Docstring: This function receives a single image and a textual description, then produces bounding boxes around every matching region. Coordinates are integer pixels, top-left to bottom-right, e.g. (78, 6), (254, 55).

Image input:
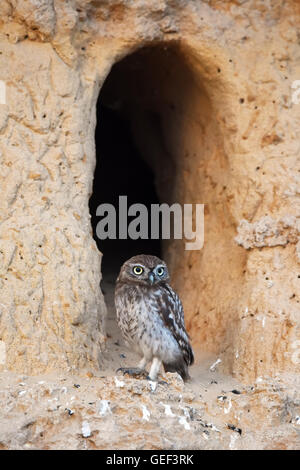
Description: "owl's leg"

(138, 357), (147, 370)
(148, 357), (162, 381)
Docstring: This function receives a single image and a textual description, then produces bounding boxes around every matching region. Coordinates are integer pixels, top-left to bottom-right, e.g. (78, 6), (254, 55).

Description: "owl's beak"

(148, 272), (155, 285)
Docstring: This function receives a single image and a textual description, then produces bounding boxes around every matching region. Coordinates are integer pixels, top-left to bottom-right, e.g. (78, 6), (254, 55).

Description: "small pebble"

(227, 423), (242, 435)
(217, 395), (227, 401)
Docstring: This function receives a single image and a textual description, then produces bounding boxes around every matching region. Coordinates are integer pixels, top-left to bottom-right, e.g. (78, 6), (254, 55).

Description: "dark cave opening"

(89, 43), (189, 286)
(89, 102), (162, 281)
(89, 43), (236, 358)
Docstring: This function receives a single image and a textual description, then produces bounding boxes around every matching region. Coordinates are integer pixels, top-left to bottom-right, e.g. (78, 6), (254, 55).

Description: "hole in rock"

(89, 42), (242, 368)
(89, 103), (162, 282)
(90, 43), (191, 286)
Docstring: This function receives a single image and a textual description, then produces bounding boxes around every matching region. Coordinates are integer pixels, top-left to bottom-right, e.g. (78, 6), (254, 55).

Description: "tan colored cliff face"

(0, 0), (299, 383)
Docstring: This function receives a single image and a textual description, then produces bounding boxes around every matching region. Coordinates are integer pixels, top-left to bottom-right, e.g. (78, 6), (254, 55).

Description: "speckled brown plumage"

(114, 254), (194, 381)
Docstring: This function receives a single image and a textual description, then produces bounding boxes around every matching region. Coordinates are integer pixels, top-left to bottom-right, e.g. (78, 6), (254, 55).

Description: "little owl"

(114, 254), (194, 382)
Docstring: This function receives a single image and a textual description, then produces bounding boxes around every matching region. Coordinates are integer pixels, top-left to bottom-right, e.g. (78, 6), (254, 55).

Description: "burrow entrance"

(89, 103), (161, 281)
(90, 43), (243, 360)
(90, 42), (200, 283)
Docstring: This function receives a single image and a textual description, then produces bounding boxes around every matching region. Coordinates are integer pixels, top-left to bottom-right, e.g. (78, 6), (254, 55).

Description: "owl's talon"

(116, 367), (148, 378)
(146, 375), (169, 386)
(158, 379), (169, 386)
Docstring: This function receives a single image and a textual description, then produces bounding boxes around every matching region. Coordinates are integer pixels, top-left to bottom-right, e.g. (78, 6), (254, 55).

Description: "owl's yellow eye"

(133, 265), (144, 275)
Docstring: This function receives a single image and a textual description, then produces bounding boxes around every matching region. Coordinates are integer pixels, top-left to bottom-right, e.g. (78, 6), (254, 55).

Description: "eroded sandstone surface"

(0, 0), (299, 450)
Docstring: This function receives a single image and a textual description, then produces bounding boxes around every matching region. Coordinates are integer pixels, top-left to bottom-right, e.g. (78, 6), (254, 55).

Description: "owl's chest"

(115, 287), (150, 341)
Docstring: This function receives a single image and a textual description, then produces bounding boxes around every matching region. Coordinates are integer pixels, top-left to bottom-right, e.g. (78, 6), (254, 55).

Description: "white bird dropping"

(81, 421), (91, 438)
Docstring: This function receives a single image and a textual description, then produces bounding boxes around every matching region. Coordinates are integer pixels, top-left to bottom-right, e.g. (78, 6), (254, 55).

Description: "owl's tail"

(163, 359), (191, 382)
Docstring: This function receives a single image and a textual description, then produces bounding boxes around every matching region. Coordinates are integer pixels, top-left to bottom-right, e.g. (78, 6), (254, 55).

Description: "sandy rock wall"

(0, 0), (299, 383)
(0, 14), (106, 373)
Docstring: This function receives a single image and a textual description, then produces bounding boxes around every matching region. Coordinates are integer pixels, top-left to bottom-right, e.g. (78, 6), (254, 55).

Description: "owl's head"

(117, 254), (170, 286)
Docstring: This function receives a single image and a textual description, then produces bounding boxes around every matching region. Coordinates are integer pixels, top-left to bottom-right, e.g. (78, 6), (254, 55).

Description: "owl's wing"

(155, 284), (194, 366)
